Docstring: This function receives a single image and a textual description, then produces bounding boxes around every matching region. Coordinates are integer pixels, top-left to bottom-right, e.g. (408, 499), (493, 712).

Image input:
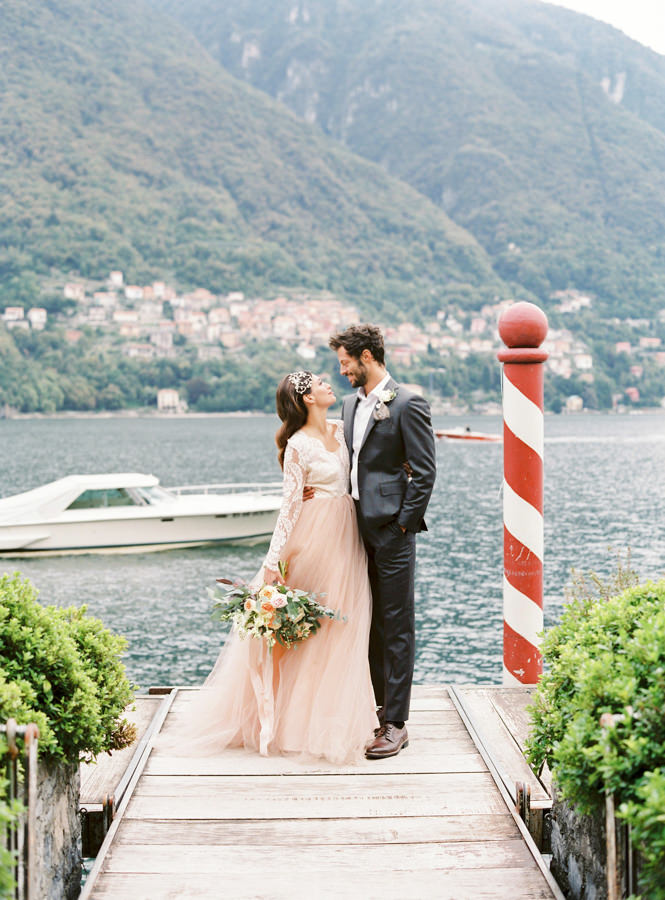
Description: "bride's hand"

(263, 567), (285, 586)
(302, 484), (315, 502)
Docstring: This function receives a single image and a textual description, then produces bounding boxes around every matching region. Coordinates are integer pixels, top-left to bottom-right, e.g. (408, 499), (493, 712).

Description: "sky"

(545, 0), (665, 55)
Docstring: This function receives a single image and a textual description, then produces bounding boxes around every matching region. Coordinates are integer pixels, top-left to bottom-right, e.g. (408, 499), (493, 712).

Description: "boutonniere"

(373, 389), (397, 421)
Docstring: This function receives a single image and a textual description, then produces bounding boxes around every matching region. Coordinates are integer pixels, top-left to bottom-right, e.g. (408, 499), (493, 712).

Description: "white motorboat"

(0, 473), (283, 556)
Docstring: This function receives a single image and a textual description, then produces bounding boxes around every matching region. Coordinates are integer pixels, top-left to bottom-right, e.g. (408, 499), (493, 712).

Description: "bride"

(165, 370), (378, 764)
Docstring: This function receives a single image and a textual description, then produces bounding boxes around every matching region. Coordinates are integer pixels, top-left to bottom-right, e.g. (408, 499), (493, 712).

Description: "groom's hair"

(329, 324), (385, 365)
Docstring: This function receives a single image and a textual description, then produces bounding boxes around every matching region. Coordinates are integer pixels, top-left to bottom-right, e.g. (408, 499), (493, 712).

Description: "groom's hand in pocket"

(302, 485), (315, 502)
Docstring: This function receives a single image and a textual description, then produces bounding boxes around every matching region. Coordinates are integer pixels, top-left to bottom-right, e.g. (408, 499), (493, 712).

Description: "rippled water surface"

(1, 412), (664, 688)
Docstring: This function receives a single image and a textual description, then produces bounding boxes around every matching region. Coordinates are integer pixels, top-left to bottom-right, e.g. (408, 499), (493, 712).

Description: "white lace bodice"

(264, 420), (349, 570)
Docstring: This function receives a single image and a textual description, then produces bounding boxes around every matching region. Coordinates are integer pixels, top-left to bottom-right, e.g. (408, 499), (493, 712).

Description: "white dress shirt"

(350, 371), (392, 500)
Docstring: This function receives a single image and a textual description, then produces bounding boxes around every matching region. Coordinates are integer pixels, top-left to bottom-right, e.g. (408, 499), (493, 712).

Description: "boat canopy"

(0, 474), (160, 522)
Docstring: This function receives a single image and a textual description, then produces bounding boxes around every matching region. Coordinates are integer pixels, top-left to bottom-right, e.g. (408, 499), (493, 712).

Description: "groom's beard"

(347, 361), (368, 388)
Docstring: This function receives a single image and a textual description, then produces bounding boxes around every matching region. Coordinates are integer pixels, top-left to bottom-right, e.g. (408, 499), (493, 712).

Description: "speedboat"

(0, 473), (283, 556)
(435, 428), (502, 442)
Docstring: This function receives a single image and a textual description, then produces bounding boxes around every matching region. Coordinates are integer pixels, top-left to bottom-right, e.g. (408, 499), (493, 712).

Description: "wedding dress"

(161, 420), (377, 765)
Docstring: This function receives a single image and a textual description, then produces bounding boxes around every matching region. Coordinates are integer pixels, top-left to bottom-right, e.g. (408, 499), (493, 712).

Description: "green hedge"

(0, 573), (137, 897)
(0, 573), (136, 762)
(527, 569), (665, 899)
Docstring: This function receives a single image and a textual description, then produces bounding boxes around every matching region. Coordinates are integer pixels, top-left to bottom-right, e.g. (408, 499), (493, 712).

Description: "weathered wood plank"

(80, 696), (161, 803)
(411, 684), (454, 698)
(145, 748), (485, 777)
(125, 773), (507, 819)
(113, 813), (520, 846)
(157, 720), (471, 747)
(163, 705), (461, 727)
(125, 794), (506, 820)
(488, 687), (553, 796)
(166, 682), (453, 708)
(453, 688), (550, 803)
(487, 688), (535, 746)
(133, 771), (495, 797)
(88, 867), (554, 899)
(402, 685), (454, 709)
(101, 838), (538, 874)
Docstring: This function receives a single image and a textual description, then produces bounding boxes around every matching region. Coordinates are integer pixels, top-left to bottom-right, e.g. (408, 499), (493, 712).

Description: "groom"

(329, 324), (436, 759)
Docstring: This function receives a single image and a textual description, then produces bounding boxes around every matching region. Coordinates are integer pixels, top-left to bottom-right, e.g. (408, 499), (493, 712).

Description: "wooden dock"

(80, 695), (164, 856)
(80, 685), (563, 899)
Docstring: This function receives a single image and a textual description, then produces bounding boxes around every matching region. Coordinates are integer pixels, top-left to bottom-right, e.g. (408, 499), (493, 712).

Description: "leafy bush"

(0, 573), (136, 762)
(527, 565), (665, 899)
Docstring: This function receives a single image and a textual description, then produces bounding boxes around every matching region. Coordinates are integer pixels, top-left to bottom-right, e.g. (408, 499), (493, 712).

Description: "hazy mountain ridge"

(0, 0), (504, 316)
(489, 0), (665, 137)
(155, 0), (665, 315)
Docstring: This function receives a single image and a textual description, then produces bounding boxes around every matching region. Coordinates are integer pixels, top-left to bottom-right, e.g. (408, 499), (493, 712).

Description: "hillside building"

(157, 388), (185, 413)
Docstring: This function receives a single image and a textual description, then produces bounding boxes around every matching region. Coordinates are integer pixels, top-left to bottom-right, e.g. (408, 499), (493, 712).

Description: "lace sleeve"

(264, 442), (306, 570)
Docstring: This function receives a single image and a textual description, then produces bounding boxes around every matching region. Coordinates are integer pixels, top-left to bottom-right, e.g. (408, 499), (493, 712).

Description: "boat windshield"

(67, 488), (137, 510)
(133, 485), (176, 505)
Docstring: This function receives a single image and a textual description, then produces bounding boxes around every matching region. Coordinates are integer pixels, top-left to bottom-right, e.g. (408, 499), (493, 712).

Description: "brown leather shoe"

(365, 723), (409, 759)
(373, 706), (385, 737)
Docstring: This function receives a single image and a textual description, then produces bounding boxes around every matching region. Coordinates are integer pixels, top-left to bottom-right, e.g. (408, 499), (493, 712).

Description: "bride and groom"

(178, 324), (436, 764)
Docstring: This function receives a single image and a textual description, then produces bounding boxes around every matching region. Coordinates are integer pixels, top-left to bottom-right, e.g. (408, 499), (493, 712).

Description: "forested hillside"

(2, 0), (665, 416)
(156, 0), (665, 315)
(0, 0), (502, 318)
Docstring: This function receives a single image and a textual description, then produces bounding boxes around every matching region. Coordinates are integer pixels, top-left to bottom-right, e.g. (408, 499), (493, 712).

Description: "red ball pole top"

(498, 302), (548, 349)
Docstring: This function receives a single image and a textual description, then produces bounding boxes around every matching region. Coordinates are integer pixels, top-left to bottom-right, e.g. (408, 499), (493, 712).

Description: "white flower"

(379, 389), (396, 404)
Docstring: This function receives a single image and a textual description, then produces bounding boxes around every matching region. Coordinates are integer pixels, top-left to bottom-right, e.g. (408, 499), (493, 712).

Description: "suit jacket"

(342, 378), (436, 535)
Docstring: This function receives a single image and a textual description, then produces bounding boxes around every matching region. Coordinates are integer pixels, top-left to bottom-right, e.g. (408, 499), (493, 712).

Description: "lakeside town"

(3, 270), (665, 414)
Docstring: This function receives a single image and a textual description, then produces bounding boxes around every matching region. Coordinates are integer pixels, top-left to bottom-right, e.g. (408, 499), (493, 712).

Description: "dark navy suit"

(342, 378), (436, 723)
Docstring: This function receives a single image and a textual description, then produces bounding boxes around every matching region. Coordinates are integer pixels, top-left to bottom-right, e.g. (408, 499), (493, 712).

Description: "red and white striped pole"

(497, 302), (548, 685)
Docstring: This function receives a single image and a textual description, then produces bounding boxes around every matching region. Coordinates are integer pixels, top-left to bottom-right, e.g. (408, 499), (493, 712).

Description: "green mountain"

(155, 0), (665, 315)
(0, 0), (505, 317)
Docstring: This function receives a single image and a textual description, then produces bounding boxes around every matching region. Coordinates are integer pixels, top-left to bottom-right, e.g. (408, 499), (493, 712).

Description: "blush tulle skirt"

(158, 494), (378, 765)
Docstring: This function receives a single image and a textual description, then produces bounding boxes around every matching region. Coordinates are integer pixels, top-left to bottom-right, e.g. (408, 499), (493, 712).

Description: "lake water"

(1, 412), (664, 688)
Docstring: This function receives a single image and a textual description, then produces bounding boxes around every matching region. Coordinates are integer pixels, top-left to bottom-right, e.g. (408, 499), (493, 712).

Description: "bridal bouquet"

(211, 562), (343, 650)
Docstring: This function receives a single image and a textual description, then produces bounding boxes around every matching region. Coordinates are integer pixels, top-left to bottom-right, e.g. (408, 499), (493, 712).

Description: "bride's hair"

(275, 372), (312, 469)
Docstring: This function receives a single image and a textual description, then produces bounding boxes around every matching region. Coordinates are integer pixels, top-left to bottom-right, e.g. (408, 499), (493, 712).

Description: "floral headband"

(288, 371), (313, 394)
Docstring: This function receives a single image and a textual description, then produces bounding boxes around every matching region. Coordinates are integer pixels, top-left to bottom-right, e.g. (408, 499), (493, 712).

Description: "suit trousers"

(356, 506), (416, 724)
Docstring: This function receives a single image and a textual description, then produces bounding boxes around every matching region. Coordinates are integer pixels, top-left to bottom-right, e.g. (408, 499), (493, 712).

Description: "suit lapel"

(359, 377), (399, 453)
(343, 394), (357, 453)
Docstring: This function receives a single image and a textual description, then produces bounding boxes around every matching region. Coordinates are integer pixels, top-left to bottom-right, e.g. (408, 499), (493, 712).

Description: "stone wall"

(34, 759), (81, 900)
(550, 786), (643, 900)
(550, 788), (607, 899)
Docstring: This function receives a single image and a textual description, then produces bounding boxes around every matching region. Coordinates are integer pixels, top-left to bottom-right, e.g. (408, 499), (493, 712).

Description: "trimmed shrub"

(527, 568), (665, 899)
(0, 573), (137, 896)
(0, 573), (136, 762)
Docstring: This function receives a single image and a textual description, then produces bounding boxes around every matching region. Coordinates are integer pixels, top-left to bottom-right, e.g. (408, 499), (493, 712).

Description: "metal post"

(497, 302), (548, 685)
(2, 720), (40, 900)
(600, 713), (620, 900)
(5, 719), (20, 900)
(23, 725), (39, 900)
